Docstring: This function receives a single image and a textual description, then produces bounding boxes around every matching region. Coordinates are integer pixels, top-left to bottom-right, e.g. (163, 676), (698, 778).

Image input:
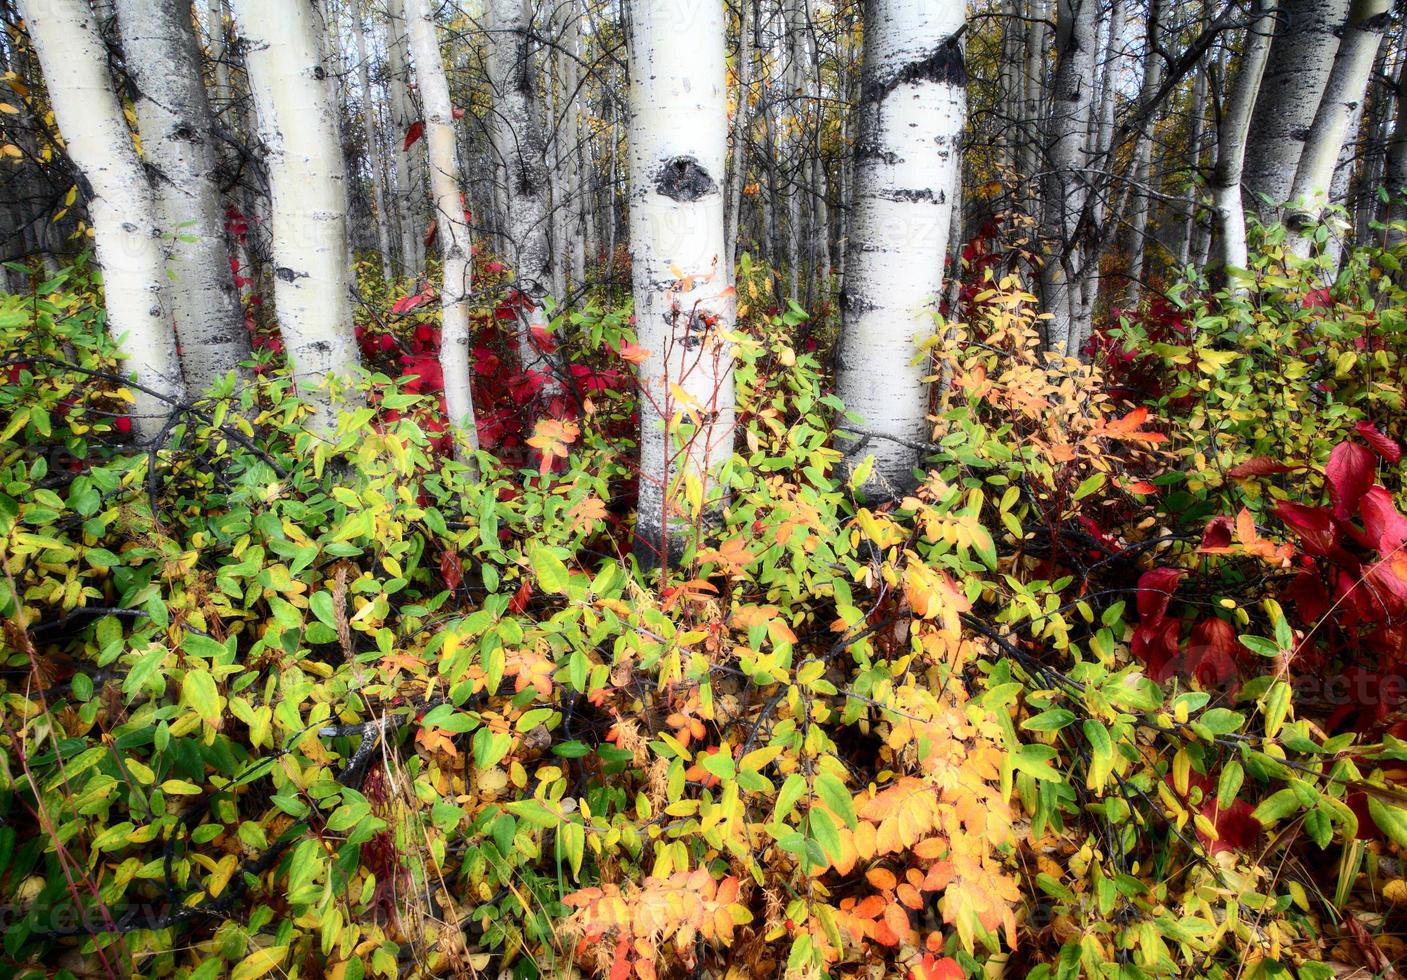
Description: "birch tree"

(351, 0), (396, 281)
(627, 0), (736, 566)
(1209, 0), (1277, 276)
(1241, 0), (1351, 212)
(386, 0), (426, 277)
(403, 0), (480, 466)
(115, 0), (252, 394)
(230, 0), (361, 432)
(1039, 0), (1098, 356)
(487, 0), (561, 399)
(834, 0), (967, 492)
(20, 0), (186, 441)
(1285, 0), (1392, 249)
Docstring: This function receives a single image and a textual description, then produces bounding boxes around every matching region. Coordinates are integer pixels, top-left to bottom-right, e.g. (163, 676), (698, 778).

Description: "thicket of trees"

(6, 0), (1404, 534)
(10, 0), (1407, 976)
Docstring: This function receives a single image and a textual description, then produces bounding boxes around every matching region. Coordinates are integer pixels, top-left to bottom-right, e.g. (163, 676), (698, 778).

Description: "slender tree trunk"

(386, 0), (426, 277)
(1284, 0), (1390, 250)
(1124, 0), (1163, 298)
(835, 0), (966, 492)
(727, 0), (754, 271)
(21, 0), (185, 440)
(404, 0), (480, 467)
(1384, 54), (1407, 241)
(627, 0), (737, 567)
(559, 2), (586, 290)
(352, 0), (396, 281)
(1020, 0), (1050, 206)
(1039, 0), (1098, 355)
(1241, 0), (1351, 214)
(1177, 56), (1209, 269)
(116, 0), (251, 395)
(231, 0), (361, 432)
(487, 0), (562, 401)
(1210, 0), (1277, 277)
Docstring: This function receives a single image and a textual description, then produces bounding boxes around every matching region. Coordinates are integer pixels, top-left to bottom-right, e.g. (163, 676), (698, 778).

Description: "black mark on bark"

(861, 34), (966, 107)
(655, 156), (717, 202)
(275, 267), (304, 282)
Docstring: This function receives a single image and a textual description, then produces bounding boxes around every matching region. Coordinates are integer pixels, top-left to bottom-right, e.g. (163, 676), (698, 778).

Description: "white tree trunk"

(1123, 0), (1162, 298)
(1385, 56), (1407, 242)
(21, 0), (186, 441)
(835, 0), (966, 493)
(726, 0), (753, 270)
(1210, 0), (1277, 276)
(487, 0), (562, 400)
(1039, 0), (1097, 355)
(351, 0), (396, 281)
(230, 0), (361, 433)
(627, 0), (737, 566)
(385, 0), (426, 278)
(1241, 0), (1351, 213)
(116, 0), (252, 395)
(1285, 0), (1390, 250)
(403, 0), (480, 466)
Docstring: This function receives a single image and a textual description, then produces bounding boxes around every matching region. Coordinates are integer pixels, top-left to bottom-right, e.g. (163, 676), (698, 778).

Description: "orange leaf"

(866, 867), (897, 891)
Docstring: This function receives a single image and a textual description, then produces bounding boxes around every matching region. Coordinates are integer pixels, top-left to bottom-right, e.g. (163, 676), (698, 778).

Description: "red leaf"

(1198, 797), (1262, 854)
(1198, 515), (1234, 554)
(452, 106), (466, 120)
(1131, 617), (1181, 681)
(1185, 617), (1248, 686)
(1357, 420), (1402, 463)
(423, 220), (438, 248)
(1327, 440), (1376, 521)
(1228, 456), (1299, 479)
(439, 550), (463, 590)
(392, 293), (428, 315)
(1274, 501), (1337, 556)
(617, 342), (650, 365)
(403, 120), (425, 150)
(1136, 568), (1183, 621)
(910, 956), (965, 980)
(509, 578), (532, 614)
(1360, 486), (1407, 555)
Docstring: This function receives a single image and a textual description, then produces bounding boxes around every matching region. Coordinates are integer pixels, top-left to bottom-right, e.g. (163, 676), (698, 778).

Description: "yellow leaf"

(232, 946), (288, 980)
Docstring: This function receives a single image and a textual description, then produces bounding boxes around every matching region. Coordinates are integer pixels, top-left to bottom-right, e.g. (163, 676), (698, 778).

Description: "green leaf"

(1023, 709), (1077, 732)
(310, 591), (338, 629)
(814, 772), (857, 829)
(1013, 744), (1062, 782)
(1252, 788), (1302, 825)
(702, 751), (736, 782)
(1217, 761), (1244, 808)
(1368, 796), (1407, 848)
(182, 670), (221, 729)
(528, 544), (569, 595)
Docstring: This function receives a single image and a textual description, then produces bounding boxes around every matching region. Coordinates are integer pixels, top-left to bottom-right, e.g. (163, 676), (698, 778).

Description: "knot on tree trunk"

(655, 156), (717, 202)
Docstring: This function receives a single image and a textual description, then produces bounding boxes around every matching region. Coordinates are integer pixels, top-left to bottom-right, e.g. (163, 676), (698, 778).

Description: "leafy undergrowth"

(4, 237), (1407, 980)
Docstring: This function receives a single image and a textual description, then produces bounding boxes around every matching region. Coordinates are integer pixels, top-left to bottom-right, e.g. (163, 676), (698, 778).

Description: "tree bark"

(1241, 0), (1351, 214)
(230, 0), (362, 432)
(385, 0), (426, 277)
(351, 0), (396, 281)
(404, 0), (480, 468)
(116, 0), (252, 395)
(487, 0), (562, 400)
(21, 0), (186, 440)
(1209, 0), (1277, 277)
(835, 0), (966, 492)
(1039, 0), (1098, 356)
(1284, 0), (1390, 251)
(726, 0), (754, 271)
(626, 0), (737, 567)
